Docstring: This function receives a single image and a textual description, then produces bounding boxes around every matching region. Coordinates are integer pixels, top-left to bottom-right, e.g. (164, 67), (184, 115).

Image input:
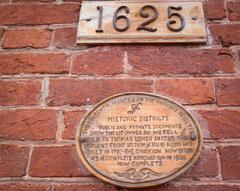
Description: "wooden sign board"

(76, 93), (203, 188)
(77, 0), (207, 44)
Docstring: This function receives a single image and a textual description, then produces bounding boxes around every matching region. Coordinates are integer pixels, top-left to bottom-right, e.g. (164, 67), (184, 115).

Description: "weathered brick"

(62, 110), (86, 140)
(219, 146), (240, 180)
(227, 1), (240, 21)
(48, 79), (153, 106)
(54, 184), (117, 191)
(215, 78), (240, 106)
(63, 0), (81, 2)
(0, 183), (50, 191)
(123, 184), (240, 191)
(0, 4), (80, 25)
(0, 109), (57, 141)
(0, 80), (41, 106)
(54, 28), (77, 49)
(204, 0), (226, 20)
(209, 24), (240, 46)
(13, 0), (54, 2)
(0, 53), (70, 75)
(0, 0), (10, 3)
(155, 79), (214, 105)
(2, 29), (52, 49)
(72, 47), (123, 75)
(0, 144), (29, 177)
(29, 146), (90, 177)
(199, 110), (240, 139)
(184, 146), (218, 178)
(127, 47), (234, 75)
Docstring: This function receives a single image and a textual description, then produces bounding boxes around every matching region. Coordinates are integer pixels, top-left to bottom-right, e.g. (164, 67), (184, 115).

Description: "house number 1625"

(95, 5), (186, 33)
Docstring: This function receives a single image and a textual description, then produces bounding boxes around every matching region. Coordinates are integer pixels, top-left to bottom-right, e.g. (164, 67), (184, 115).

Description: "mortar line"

(212, 78), (217, 104)
(69, 54), (75, 75)
(49, 29), (56, 50)
(24, 144), (34, 178)
(50, 184), (55, 191)
(0, 73), (240, 80)
(39, 77), (50, 106)
(216, 146), (223, 181)
(56, 110), (66, 142)
(224, 0), (230, 21)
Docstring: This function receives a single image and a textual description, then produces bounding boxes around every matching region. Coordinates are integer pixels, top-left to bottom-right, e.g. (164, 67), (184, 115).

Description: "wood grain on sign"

(76, 93), (203, 188)
(77, 0), (207, 44)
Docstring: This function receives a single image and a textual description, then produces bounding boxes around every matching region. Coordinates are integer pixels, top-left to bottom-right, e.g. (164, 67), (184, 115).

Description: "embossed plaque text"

(76, 93), (202, 188)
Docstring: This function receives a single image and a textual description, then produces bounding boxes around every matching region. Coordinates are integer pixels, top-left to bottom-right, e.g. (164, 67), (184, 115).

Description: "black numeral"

(137, 5), (159, 32)
(167, 6), (185, 32)
(95, 5), (186, 33)
(113, 6), (130, 32)
(96, 6), (104, 33)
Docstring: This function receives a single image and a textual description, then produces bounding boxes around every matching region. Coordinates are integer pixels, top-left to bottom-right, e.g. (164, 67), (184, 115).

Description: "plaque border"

(76, 92), (203, 188)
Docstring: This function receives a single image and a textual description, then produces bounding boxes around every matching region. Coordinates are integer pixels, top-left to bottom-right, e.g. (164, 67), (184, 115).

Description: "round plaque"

(76, 93), (203, 188)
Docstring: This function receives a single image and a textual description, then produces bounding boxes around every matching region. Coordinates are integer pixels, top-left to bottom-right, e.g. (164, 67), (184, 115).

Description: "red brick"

(215, 78), (240, 106)
(29, 146), (90, 177)
(62, 110), (86, 140)
(199, 110), (240, 139)
(63, 0), (81, 2)
(0, 0), (9, 3)
(48, 79), (153, 106)
(54, 28), (77, 49)
(204, 0), (226, 20)
(0, 144), (29, 177)
(184, 146), (218, 178)
(123, 184), (240, 191)
(13, 0), (54, 2)
(227, 1), (240, 21)
(0, 4), (80, 25)
(127, 47), (234, 75)
(0, 80), (41, 106)
(2, 29), (52, 49)
(72, 47), (123, 75)
(209, 24), (240, 46)
(219, 146), (240, 180)
(156, 79), (214, 105)
(0, 183), (50, 191)
(55, 184), (117, 191)
(0, 53), (70, 75)
(0, 109), (57, 141)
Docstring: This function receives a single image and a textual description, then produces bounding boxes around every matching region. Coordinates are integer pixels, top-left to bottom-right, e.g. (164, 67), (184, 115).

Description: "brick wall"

(0, 0), (239, 191)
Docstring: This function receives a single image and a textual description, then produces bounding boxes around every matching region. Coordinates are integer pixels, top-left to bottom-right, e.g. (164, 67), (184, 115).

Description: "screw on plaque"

(190, 132), (197, 141)
(192, 16), (198, 20)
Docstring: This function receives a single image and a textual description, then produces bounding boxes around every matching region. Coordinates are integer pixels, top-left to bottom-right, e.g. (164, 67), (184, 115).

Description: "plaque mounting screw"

(192, 16), (198, 20)
(190, 132), (197, 141)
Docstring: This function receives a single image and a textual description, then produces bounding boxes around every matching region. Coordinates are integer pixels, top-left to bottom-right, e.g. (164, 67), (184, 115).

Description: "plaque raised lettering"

(77, 1), (207, 44)
(76, 93), (203, 188)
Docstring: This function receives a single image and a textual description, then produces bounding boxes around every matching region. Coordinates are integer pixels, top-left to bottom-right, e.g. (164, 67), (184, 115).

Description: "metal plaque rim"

(76, 92), (203, 188)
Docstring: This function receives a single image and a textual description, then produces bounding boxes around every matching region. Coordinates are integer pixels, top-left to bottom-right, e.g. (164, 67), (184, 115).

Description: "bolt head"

(192, 16), (198, 20)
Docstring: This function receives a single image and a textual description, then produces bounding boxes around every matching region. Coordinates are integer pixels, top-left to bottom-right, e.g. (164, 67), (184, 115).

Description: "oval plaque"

(76, 93), (202, 188)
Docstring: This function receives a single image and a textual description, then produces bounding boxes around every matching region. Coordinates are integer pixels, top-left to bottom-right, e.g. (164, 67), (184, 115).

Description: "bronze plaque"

(76, 93), (202, 188)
